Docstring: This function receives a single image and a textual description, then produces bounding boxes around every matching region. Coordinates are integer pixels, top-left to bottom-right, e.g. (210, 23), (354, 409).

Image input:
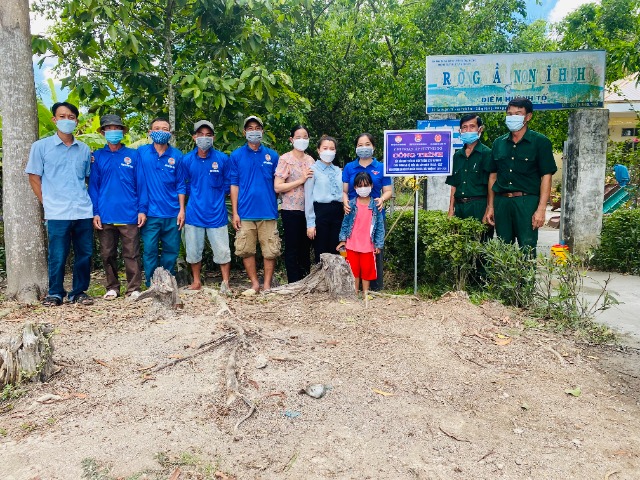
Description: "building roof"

(605, 74), (640, 102)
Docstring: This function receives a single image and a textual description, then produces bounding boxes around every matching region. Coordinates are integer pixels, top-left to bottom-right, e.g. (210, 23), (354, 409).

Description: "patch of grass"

(523, 317), (542, 329)
(87, 283), (107, 298)
(468, 289), (492, 305)
(155, 451), (224, 479)
(0, 427), (7, 436)
(81, 458), (112, 480)
(1, 384), (25, 402)
(20, 422), (36, 432)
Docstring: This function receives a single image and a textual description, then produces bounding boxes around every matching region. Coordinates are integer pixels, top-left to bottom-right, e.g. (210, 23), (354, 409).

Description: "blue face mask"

(150, 130), (171, 145)
(460, 131), (480, 145)
(104, 130), (124, 144)
(56, 119), (77, 134)
(245, 131), (263, 144)
(505, 115), (525, 132)
(356, 146), (374, 159)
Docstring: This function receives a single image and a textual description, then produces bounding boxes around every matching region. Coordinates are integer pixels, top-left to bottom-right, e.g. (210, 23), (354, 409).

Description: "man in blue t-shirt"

(229, 116), (280, 294)
(137, 118), (186, 285)
(180, 120), (232, 293)
(25, 101), (94, 306)
(88, 114), (146, 300)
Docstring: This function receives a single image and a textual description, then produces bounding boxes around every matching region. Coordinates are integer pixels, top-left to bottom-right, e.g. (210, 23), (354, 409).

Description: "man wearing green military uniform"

(446, 114), (494, 241)
(485, 97), (557, 256)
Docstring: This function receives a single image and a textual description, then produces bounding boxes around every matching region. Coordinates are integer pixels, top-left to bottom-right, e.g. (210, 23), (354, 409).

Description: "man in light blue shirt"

(25, 101), (94, 306)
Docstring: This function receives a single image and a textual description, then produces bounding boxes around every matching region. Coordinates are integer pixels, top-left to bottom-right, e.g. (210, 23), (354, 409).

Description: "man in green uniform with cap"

(446, 114), (494, 242)
(485, 97), (557, 256)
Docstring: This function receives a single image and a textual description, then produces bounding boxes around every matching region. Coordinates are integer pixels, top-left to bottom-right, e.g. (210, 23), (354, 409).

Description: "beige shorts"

(234, 220), (281, 259)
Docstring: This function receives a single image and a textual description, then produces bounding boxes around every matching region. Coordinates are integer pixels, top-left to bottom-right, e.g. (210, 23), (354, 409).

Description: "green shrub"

(534, 253), (618, 337)
(591, 208), (640, 274)
(385, 210), (485, 291)
(480, 239), (537, 307)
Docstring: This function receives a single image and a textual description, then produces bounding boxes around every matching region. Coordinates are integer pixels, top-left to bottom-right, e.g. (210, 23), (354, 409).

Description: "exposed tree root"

(270, 253), (356, 298)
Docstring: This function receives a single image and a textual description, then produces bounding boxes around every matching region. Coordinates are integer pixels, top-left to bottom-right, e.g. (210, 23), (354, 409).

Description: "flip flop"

(42, 295), (62, 307)
(70, 293), (94, 305)
(241, 288), (257, 296)
(103, 290), (118, 300)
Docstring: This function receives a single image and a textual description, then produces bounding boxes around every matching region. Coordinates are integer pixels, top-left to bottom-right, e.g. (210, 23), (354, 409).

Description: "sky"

(30, 0), (599, 107)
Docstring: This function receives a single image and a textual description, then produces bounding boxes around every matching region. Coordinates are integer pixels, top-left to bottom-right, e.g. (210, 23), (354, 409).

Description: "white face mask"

(505, 114), (526, 132)
(319, 150), (336, 163)
(292, 138), (309, 151)
(355, 186), (372, 197)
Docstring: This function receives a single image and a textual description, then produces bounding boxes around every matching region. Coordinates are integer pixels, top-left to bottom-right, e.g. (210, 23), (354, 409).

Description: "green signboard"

(426, 51), (606, 113)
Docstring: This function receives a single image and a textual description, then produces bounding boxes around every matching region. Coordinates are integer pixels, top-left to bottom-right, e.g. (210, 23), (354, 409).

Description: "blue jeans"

(140, 217), (181, 286)
(46, 218), (94, 299)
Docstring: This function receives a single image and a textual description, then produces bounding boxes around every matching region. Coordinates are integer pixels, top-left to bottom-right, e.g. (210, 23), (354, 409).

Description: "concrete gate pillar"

(561, 109), (609, 255)
(422, 114), (455, 211)
(424, 177), (451, 211)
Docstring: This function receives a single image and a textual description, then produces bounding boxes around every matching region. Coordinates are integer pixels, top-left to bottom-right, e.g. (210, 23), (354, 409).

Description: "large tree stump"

(0, 323), (55, 387)
(270, 253), (355, 297)
(135, 267), (183, 308)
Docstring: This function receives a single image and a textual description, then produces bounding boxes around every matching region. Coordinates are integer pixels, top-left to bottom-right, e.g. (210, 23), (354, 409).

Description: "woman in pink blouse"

(274, 125), (315, 283)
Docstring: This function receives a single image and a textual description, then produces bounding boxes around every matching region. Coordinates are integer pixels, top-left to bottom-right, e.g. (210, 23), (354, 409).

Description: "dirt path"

(1, 291), (640, 479)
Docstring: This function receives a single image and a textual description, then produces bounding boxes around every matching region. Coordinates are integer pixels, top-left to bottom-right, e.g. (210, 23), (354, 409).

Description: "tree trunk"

(270, 253), (356, 297)
(0, 323), (55, 387)
(0, 0), (49, 302)
(164, 0), (176, 130)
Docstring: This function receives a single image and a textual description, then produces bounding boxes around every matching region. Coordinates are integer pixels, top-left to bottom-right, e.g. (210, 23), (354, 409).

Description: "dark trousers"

(97, 224), (142, 295)
(313, 201), (343, 263)
(281, 209), (311, 283)
(494, 195), (539, 256)
(46, 218), (93, 299)
(454, 198), (495, 242)
(140, 216), (181, 286)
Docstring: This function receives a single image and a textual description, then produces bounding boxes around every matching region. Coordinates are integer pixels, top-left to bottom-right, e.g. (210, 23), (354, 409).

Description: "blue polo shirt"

(229, 143), (279, 220)
(25, 133), (93, 220)
(88, 144), (143, 224)
(181, 147), (230, 228)
(342, 158), (392, 200)
(137, 143), (186, 218)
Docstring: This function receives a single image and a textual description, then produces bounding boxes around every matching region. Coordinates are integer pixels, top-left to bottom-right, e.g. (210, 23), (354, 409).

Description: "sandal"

(70, 293), (94, 306)
(103, 289), (118, 301)
(42, 295), (62, 307)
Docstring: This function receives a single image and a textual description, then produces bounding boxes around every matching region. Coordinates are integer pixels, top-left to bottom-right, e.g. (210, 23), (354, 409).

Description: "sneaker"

(128, 291), (141, 300)
(103, 289), (118, 300)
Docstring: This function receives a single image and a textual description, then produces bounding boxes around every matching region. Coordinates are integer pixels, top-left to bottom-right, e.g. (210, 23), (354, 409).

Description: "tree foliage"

(33, 0), (311, 150)
(30, 0), (640, 156)
(556, 0), (640, 82)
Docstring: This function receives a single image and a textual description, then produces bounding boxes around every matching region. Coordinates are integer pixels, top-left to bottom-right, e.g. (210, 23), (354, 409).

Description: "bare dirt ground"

(1, 286), (640, 480)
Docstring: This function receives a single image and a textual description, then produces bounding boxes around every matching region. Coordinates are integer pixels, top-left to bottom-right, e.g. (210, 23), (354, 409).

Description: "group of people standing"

(446, 97), (558, 255)
(26, 104), (393, 306)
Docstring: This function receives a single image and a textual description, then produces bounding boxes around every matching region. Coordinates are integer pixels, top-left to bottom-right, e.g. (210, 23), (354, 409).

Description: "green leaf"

(564, 387), (581, 397)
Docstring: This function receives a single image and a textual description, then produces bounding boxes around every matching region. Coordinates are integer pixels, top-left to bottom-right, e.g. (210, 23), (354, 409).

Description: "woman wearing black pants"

(274, 125), (315, 283)
(304, 135), (343, 263)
